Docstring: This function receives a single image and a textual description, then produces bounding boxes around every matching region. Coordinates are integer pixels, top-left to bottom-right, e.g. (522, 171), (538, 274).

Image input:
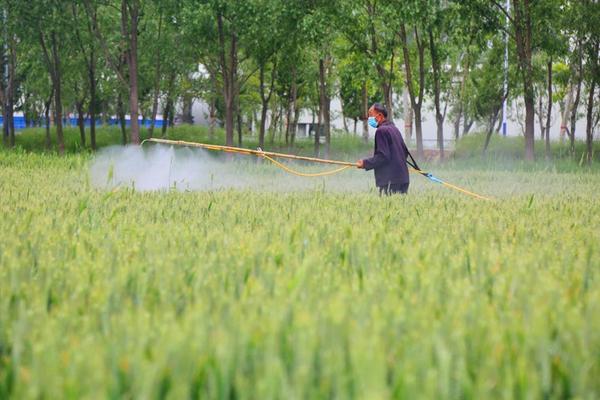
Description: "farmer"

(356, 103), (410, 195)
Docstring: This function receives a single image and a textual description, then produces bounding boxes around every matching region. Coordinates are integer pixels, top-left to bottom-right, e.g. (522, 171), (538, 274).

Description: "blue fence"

(0, 116), (164, 130)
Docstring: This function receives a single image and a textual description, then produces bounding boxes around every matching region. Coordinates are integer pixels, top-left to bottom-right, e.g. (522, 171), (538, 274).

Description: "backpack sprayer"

(141, 138), (492, 201)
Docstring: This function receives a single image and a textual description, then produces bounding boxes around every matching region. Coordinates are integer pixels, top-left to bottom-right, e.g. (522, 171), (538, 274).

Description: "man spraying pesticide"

(141, 109), (492, 200)
(356, 103), (410, 195)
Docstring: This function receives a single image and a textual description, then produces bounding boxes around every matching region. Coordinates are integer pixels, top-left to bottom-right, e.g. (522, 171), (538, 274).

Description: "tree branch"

(83, 0), (127, 85)
(491, 0), (515, 25)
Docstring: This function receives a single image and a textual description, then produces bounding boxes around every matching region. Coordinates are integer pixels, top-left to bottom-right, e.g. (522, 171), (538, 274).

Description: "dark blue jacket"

(362, 121), (410, 187)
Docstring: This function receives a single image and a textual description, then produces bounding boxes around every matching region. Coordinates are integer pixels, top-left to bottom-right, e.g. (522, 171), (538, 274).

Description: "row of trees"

(0, 0), (598, 161)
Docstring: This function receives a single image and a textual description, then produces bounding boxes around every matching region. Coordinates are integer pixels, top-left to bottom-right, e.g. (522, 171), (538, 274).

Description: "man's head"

(368, 103), (388, 126)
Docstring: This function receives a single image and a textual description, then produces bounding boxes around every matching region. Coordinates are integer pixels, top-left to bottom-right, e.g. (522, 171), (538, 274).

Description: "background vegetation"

(0, 0), (598, 161)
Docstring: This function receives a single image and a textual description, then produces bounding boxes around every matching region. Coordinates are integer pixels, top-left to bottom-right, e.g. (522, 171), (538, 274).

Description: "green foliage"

(2, 0), (598, 160)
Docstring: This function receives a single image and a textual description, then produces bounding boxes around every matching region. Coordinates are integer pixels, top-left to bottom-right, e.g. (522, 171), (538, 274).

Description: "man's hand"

(356, 160), (364, 169)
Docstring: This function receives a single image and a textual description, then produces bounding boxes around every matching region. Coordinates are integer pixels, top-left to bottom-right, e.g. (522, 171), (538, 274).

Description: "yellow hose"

(260, 154), (352, 177)
(141, 138), (493, 201)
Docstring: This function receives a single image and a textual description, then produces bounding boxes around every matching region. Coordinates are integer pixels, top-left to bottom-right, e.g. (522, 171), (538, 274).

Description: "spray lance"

(141, 138), (492, 200)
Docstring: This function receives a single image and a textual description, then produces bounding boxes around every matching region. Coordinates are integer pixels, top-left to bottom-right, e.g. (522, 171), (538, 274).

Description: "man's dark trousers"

(379, 182), (409, 196)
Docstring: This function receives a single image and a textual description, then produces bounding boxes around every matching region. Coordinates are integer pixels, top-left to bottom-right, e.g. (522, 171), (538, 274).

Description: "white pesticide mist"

(89, 144), (373, 193)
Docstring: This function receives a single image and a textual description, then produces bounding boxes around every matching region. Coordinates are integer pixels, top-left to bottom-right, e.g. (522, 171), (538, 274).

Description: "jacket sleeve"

(363, 130), (390, 170)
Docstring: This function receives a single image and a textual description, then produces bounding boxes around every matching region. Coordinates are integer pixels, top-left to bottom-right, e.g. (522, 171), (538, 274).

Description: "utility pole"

(502, 0), (510, 136)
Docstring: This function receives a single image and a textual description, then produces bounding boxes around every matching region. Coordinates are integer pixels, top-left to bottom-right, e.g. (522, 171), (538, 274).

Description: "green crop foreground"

(0, 151), (599, 399)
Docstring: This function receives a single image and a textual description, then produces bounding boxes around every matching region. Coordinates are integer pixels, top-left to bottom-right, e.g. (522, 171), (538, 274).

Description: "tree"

(337, 50), (374, 140)
(243, 0), (294, 149)
(182, 0), (259, 147)
(71, 0), (100, 149)
(18, 0), (72, 154)
(398, 21), (427, 158)
(427, 0), (453, 159)
(491, 0), (537, 160)
(86, 0), (142, 144)
(1, 0), (18, 148)
(335, 0), (400, 120)
(573, 0), (600, 164)
(302, 0), (338, 156)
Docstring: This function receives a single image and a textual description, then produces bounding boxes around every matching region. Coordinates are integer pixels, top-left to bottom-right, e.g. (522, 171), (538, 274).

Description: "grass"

(454, 133), (600, 167)
(8, 124), (373, 162)
(0, 149), (599, 399)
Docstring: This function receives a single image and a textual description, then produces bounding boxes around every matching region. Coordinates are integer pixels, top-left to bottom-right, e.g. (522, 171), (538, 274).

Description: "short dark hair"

(371, 103), (388, 118)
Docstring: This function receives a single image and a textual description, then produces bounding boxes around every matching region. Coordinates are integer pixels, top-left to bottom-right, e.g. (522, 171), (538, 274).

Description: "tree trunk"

(209, 96), (217, 139)
(429, 29), (444, 160)
(73, 2), (96, 149)
(340, 99), (349, 133)
(570, 44), (583, 155)
(586, 80), (596, 165)
(524, 91), (535, 160)
(207, 68), (218, 139)
(403, 84), (413, 141)
(545, 59), (552, 159)
(284, 89), (292, 146)
(585, 41), (599, 165)
(560, 82), (573, 143)
(463, 116), (474, 136)
(236, 91), (243, 147)
(538, 96), (545, 140)
(453, 108), (462, 141)
(44, 92), (52, 150)
(161, 72), (176, 137)
(168, 99), (175, 129)
(217, 13), (237, 147)
(483, 107), (501, 153)
(454, 51), (471, 141)
(1, 87), (8, 147)
(87, 6), (98, 150)
(2, 77), (14, 148)
(277, 103), (284, 141)
(148, 11), (163, 138)
(315, 81), (322, 156)
(400, 24), (425, 158)
(89, 64), (97, 150)
(258, 64), (268, 148)
(122, 0), (140, 144)
(161, 99), (170, 138)
(51, 32), (65, 154)
(289, 66), (298, 147)
(7, 36), (16, 147)
(1, 10), (15, 147)
(362, 81), (369, 143)
(269, 104), (280, 145)
(117, 93), (127, 144)
(77, 100), (86, 147)
(414, 107), (423, 156)
(512, 0), (535, 160)
(291, 105), (300, 146)
(181, 95), (194, 124)
(1, 109), (7, 148)
(0, 59), (7, 147)
(318, 57), (331, 156)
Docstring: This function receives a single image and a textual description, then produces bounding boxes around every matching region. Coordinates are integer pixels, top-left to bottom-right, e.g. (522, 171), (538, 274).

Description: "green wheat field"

(1, 150), (599, 399)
